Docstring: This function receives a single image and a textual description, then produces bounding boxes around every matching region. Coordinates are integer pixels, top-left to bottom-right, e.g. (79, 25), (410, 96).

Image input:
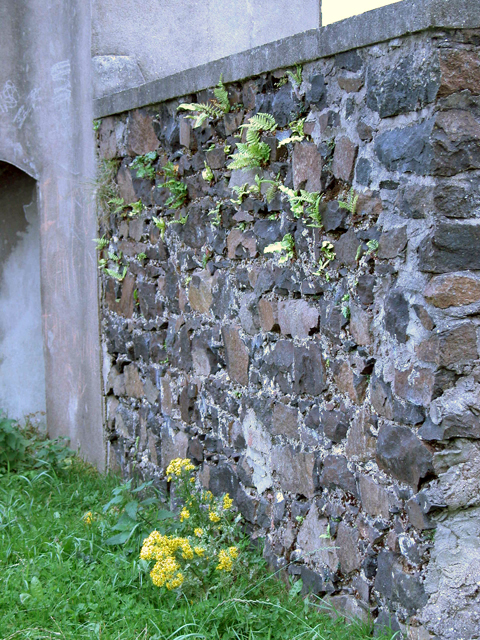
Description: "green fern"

(279, 185), (322, 223)
(208, 203), (222, 227)
(177, 102), (224, 128)
(129, 200), (144, 217)
(366, 239), (379, 256)
(287, 64), (303, 86)
(202, 162), (214, 182)
(130, 152), (157, 180)
(264, 233), (295, 264)
(278, 118), (307, 147)
(228, 113), (276, 171)
(108, 197), (126, 216)
(338, 188), (359, 215)
(104, 266), (127, 281)
(257, 175), (282, 204)
(301, 190), (323, 227)
(93, 235), (109, 251)
(170, 213), (189, 225)
(177, 75), (230, 127)
(158, 161), (188, 209)
(231, 183), (251, 205)
(152, 216), (166, 241)
(214, 74), (230, 113)
(313, 241), (336, 275)
(240, 113), (277, 140)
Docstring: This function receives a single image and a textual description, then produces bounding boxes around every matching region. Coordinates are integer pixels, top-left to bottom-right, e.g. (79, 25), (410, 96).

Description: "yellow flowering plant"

(140, 458), (243, 595)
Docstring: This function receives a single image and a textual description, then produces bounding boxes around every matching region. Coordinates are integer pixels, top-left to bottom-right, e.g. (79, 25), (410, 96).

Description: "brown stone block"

(337, 74), (364, 93)
(416, 323), (478, 368)
(332, 136), (358, 183)
(336, 522), (361, 574)
(271, 445), (316, 498)
(222, 326), (249, 386)
(297, 504), (338, 568)
(293, 142), (323, 192)
(359, 474), (395, 520)
(349, 302), (372, 346)
(123, 363), (144, 399)
(98, 116), (118, 160)
(345, 407), (376, 462)
(188, 270), (213, 314)
(439, 50), (480, 97)
(394, 365), (435, 407)
(258, 298), (279, 332)
(117, 161), (136, 205)
(278, 299), (319, 339)
(424, 272), (480, 308)
(126, 109), (159, 156)
(332, 359), (368, 404)
(271, 403), (299, 439)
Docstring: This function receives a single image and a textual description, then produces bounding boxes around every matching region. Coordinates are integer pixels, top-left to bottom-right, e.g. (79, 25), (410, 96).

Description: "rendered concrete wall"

(0, 0), (105, 468)
(322, 0), (404, 26)
(92, 0), (321, 96)
(0, 163), (45, 424)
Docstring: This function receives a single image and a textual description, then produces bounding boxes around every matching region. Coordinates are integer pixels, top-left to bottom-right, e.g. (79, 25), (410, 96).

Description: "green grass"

(0, 461), (390, 640)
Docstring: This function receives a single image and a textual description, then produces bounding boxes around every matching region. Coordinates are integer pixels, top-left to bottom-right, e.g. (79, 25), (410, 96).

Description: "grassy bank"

(0, 458), (391, 640)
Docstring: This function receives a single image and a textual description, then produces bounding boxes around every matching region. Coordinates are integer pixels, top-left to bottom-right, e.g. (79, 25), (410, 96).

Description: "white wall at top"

(322, 0), (404, 26)
(92, 0), (321, 85)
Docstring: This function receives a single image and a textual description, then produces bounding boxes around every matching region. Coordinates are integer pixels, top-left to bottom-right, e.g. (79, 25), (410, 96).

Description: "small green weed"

(314, 241), (336, 275)
(287, 64), (303, 86)
(278, 117), (307, 147)
(158, 161), (188, 209)
(338, 188), (359, 215)
(264, 233), (295, 264)
(131, 151), (157, 180)
(0, 412), (28, 470)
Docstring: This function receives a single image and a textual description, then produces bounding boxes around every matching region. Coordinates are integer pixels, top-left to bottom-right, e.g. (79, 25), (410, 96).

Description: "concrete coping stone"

(94, 0), (480, 118)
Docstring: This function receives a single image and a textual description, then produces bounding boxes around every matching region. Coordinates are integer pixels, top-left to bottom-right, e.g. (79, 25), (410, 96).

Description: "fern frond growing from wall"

(228, 113), (277, 171)
(214, 75), (230, 113)
(177, 102), (225, 128)
(177, 76), (230, 127)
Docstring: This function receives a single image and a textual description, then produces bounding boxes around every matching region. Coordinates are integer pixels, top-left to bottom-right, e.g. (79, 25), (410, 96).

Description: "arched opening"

(0, 161), (46, 426)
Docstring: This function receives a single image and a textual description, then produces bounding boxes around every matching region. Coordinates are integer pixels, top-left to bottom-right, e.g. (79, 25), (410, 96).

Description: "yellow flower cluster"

(140, 531), (194, 589)
(209, 511), (221, 523)
(82, 511), (94, 526)
(194, 546), (205, 557)
(194, 528), (204, 537)
(216, 546), (239, 572)
(180, 507), (190, 522)
(166, 458), (195, 481)
(223, 493), (233, 510)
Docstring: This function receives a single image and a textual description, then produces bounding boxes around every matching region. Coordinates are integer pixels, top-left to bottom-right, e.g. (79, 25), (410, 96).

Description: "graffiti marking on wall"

(0, 80), (20, 115)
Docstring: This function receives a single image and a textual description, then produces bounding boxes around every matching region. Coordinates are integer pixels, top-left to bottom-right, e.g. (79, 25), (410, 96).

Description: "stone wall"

(96, 26), (480, 640)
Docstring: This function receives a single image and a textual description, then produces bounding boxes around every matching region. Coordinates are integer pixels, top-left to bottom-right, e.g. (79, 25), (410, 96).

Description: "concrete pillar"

(0, 1), (105, 469)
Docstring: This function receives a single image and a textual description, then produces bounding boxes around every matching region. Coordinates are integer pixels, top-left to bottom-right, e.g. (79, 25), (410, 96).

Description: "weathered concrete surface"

(0, 0), (105, 468)
(0, 163), (45, 423)
(92, 0), (321, 88)
(94, 0), (480, 118)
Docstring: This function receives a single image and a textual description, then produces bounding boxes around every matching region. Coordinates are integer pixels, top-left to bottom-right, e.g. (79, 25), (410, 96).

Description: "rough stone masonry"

(96, 26), (480, 640)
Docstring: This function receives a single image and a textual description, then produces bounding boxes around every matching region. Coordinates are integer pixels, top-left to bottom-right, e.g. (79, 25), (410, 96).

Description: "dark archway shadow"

(0, 161), (46, 426)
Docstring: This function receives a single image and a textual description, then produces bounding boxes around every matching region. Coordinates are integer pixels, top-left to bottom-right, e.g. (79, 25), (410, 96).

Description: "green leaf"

(105, 530), (134, 546)
(132, 480), (153, 493)
(111, 512), (137, 531)
(30, 577), (44, 600)
(157, 509), (175, 521)
(124, 501), (138, 521)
